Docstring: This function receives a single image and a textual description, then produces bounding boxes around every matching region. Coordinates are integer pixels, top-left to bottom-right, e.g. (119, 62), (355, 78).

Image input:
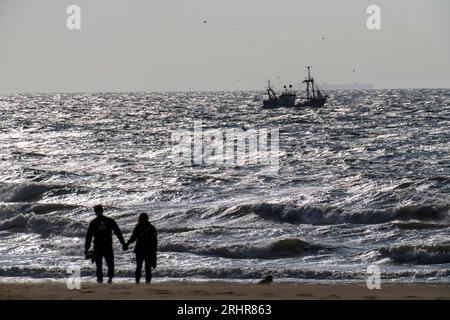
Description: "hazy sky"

(0, 0), (449, 92)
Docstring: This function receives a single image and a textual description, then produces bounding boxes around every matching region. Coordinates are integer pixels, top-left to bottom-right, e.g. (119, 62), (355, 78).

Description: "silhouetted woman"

(126, 213), (157, 284)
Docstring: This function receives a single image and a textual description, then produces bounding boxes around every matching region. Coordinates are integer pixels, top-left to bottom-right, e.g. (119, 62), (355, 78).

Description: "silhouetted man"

(85, 205), (126, 284)
(126, 213), (157, 284)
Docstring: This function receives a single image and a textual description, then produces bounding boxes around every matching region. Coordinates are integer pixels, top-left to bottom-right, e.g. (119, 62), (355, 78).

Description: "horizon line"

(1, 87), (450, 95)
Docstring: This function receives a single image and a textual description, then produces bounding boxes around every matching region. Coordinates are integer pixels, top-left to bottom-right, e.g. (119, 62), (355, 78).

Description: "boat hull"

(263, 99), (279, 108)
(296, 96), (328, 108)
(263, 94), (297, 108)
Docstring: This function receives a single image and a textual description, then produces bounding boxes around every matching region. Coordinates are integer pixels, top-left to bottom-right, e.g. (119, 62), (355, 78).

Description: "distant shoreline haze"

(319, 82), (374, 90)
(3, 88), (450, 95)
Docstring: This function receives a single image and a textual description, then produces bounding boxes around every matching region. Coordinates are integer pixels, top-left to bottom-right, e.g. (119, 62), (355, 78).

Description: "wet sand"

(0, 282), (449, 300)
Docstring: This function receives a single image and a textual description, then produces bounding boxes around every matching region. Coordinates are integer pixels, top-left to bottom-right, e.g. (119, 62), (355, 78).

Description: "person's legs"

(144, 256), (152, 284)
(95, 252), (104, 283)
(135, 254), (144, 284)
(104, 248), (114, 283)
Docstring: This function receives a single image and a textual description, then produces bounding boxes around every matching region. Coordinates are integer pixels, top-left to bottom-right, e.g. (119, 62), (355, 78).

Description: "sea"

(0, 89), (449, 284)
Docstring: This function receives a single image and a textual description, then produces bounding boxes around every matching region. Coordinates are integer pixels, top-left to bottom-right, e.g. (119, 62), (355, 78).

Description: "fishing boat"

(262, 66), (328, 108)
(296, 66), (328, 108)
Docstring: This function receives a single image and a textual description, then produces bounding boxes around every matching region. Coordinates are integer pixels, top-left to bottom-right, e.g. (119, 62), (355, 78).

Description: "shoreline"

(0, 282), (449, 300)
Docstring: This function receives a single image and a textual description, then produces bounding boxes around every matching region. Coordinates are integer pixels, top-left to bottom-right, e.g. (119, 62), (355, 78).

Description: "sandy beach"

(0, 282), (448, 300)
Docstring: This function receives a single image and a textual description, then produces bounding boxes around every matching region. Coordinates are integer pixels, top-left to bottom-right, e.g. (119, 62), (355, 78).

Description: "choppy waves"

(0, 90), (449, 282)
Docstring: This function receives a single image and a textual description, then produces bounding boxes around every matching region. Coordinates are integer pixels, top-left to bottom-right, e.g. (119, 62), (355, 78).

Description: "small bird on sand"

(258, 275), (273, 284)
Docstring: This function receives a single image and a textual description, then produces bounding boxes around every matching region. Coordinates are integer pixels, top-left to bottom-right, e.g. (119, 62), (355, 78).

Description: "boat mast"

(305, 66), (310, 100)
(307, 66), (316, 99)
(304, 66), (316, 100)
(267, 80), (277, 99)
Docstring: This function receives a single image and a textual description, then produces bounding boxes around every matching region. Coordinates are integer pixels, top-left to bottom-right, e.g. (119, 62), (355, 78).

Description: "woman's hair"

(138, 213), (149, 223)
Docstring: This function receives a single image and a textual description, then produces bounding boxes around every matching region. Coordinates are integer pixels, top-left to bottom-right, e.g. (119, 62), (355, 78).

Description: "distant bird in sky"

(352, 69), (356, 73)
(322, 36), (325, 40)
(203, 20), (207, 24)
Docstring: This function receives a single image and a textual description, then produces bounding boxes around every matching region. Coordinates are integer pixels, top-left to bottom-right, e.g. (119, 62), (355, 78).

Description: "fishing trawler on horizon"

(263, 66), (328, 108)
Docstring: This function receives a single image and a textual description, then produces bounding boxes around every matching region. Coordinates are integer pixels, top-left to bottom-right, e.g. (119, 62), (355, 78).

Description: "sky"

(0, 0), (449, 92)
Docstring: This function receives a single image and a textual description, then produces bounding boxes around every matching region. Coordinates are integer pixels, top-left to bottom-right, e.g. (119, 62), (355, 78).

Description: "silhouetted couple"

(84, 205), (157, 284)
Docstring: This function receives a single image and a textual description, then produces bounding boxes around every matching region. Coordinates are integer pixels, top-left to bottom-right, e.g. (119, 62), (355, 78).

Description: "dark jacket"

(127, 221), (157, 267)
(85, 215), (125, 252)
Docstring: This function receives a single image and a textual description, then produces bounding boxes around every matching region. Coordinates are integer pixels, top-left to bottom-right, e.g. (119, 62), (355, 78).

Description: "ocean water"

(0, 89), (449, 283)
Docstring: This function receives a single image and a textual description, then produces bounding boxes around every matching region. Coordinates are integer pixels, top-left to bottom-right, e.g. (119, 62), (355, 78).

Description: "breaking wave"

(0, 213), (85, 237)
(160, 238), (330, 259)
(0, 182), (69, 203)
(379, 244), (450, 264)
(1, 266), (449, 282)
(252, 203), (449, 225)
(392, 220), (449, 230)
